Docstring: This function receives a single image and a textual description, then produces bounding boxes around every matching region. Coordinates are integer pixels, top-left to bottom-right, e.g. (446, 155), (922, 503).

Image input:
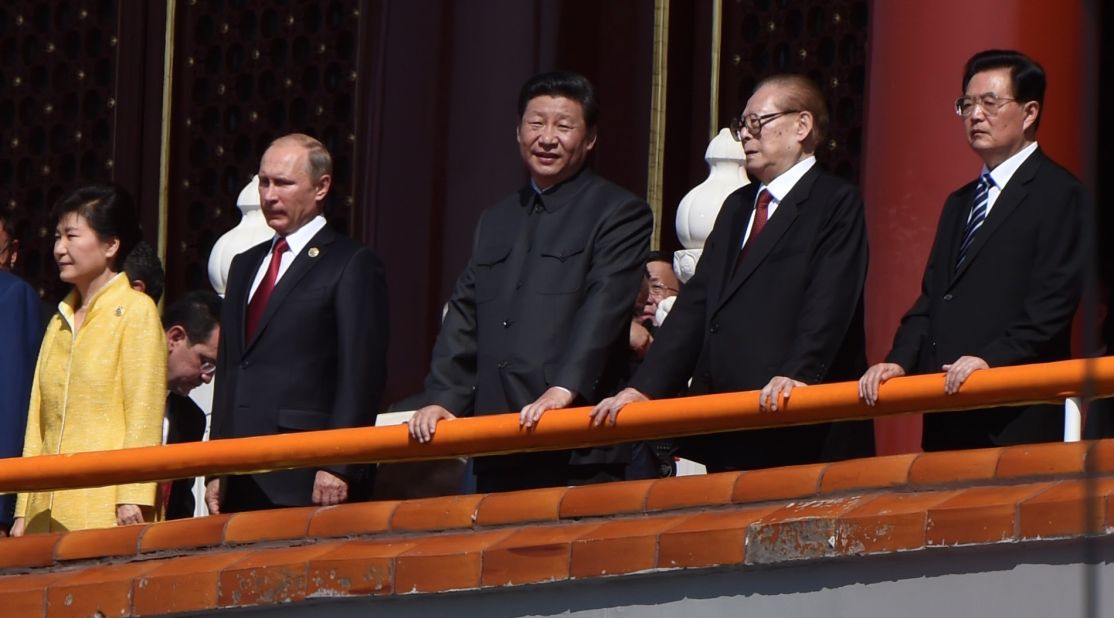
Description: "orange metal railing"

(1, 357), (1113, 494)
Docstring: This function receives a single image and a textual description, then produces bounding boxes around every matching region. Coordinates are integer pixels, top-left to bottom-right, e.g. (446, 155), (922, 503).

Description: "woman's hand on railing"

(9, 517), (25, 537)
(859, 363), (906, 406)
(590, 388), (650, 427)
(408, 405), (458, 443)
(943, 356), (989, 395)
(116, 504), (144, 526)
(759, 377), (807, 412)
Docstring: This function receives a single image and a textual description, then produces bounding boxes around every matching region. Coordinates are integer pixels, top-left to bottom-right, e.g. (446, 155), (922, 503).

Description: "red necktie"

(245, 237), (288, 342)
(735, 189), (772, 272)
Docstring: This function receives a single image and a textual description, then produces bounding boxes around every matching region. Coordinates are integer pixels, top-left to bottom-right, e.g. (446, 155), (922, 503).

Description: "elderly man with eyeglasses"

(859, 49), (1086, 452)
(592, 73), (874, 472)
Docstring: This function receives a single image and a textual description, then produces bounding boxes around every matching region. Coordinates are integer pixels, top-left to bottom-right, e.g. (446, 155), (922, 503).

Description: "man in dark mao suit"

(860, 50), (1085, 451)
(592, 74), (874, 472)
(408, 71), (653, 492)
(207, 133), (388, 512)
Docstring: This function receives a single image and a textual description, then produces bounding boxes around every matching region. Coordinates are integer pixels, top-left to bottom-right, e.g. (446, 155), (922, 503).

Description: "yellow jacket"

(15, 274), (166, 532)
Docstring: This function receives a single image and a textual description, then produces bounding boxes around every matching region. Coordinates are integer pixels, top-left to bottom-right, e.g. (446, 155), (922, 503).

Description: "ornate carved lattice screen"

(719, 0), (869, 181)
(0, 1), (123, 300)
(165, 0), (364, 299)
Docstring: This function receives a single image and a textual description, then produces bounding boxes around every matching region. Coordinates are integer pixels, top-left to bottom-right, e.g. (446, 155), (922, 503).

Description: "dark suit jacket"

(885, 148), (1085, 451)
(165, 393), (207, 519)
(423, 168), (653, 473)
(0, 272), (42, 526)
(630, 163), (873, 471)
(211, 223), (388, 507)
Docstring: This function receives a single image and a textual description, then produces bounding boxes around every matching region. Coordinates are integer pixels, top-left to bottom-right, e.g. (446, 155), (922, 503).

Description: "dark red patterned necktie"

(245, 237), (288, 342)
(735, 189), (772, 272)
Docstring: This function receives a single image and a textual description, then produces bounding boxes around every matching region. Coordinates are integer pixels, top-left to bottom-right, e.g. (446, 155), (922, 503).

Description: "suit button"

(709, 323), (720, 334)
(502, 319), (511, 328)
(943, 294), (953, 301)
(497, 361), (509, 369)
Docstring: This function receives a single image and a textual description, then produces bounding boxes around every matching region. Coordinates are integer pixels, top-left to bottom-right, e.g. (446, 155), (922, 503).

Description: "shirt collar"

(758, 156), (816, 203)
(273, 215), (326, 256)
(524, 167), (594, 213)
(983, 141), (1038, 190)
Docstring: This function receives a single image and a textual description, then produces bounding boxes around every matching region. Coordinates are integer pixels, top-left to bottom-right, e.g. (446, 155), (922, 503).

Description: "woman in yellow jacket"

(12, 185), (166, 535)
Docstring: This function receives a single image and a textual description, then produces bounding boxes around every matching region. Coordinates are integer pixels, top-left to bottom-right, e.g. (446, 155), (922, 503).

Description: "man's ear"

(314, 174), (332, 203)
(130, 279), (147, 294)
(1021, 100), (1040, 134)
(166, 324), (188, 346)
(796, 111), (815, 143)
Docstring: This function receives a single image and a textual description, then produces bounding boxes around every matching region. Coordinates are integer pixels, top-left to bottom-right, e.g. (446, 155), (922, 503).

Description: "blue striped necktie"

(955, 173), (994, 269)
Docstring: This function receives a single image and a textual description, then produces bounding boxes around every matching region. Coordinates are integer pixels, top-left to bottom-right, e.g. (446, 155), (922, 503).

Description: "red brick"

(307, 500), (400, 538)
(560, 480), (654, 518)
(218, 543), (341, 608)
(835, 491), (958, 555)
(395, 530), (513, 593)
(1019, 478), (1114, 539)
(909, 448), (1002, 486)
(46, 561), (160, 618)
(306, 539), (418, 597)
(926, 483), (1052, 546)
(140, 514), (232, 553)
(134, 551), (252, 615)
(732, 464), (825, 504)
(658, 506), (779, 568)
(54, 523), (147, 561)
(996, 441), (1088, 480)
(645, 473), (740, 512)
(820, 453), (918, 493)
(223, 507), (318, 544)
(482, 523), (600, 587)
(747, 497), (868, 564)
(390, 494), (484, 532)
(571, 516), (685, 578)
(0, 572), (68, 618)
(0, 532), (62, 568)
(475, 487), (567, 526)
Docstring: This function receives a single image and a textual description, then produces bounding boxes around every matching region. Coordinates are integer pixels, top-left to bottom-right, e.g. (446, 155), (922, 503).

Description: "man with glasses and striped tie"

(859, 49), (1086, 452)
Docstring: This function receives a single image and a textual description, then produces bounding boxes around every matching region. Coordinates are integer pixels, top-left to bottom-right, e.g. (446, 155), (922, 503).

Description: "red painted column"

(862, 0), (1092, 454)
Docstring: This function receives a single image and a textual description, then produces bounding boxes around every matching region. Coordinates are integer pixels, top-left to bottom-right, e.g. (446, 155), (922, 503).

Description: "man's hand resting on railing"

(759, 376), (807, 412)
(312, 470), (349, 506)
(943, 355), (989, 395)
(859, 362), (906, 406)
(205, 478), (221, 515)
(590, 387), (650, 427)
(520, 387), (576, 429)
(408, 405), (457, 443)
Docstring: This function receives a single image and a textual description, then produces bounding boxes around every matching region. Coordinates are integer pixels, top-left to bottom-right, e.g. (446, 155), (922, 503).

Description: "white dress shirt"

(248, 215), (327, 301)
(979, 141), (1038, 218)
(741, 156), (817, 248)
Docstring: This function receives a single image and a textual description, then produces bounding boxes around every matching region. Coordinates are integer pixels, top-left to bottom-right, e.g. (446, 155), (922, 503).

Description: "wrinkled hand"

(759, 376), (807, 412)
(9, 517), (25, 537)
(312, 470), (349, 506)
(205, 478), (221, 515)
(942, 355), (989, 395)
(520, 387), (575, 429)
(116, 504), (144, 526)
(858, 362), (906, 406)
(629, 321), (653, 358)
(589, 387), (650, 427)
(407, 405), (457, 443)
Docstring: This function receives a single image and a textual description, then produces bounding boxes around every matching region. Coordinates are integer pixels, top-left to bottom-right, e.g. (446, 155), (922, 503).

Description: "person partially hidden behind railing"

(11, 185), (167, 535)
(408, 71), (654, 491)
(592, 74), (875, 472)
(859, 49), (1086, 451)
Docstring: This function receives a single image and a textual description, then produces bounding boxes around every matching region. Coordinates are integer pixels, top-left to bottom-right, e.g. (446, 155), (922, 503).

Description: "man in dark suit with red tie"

(592, 74), (874, 471)
(207, 133), (388, 512)
(859, 50), (1086, 451)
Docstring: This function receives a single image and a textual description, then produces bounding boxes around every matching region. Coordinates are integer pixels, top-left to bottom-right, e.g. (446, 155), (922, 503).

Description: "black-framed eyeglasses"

(954, 94), (1019, 117)
(730, 110), (801, 141)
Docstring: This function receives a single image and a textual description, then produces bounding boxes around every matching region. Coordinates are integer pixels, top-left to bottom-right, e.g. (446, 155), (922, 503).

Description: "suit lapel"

(949, 150), (1041, 287)
(714, 167), (813, 313)
(245, 225), (337, 352)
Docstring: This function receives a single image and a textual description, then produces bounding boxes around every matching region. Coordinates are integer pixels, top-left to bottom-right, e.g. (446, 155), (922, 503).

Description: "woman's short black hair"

(51, 184), (142, 272)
